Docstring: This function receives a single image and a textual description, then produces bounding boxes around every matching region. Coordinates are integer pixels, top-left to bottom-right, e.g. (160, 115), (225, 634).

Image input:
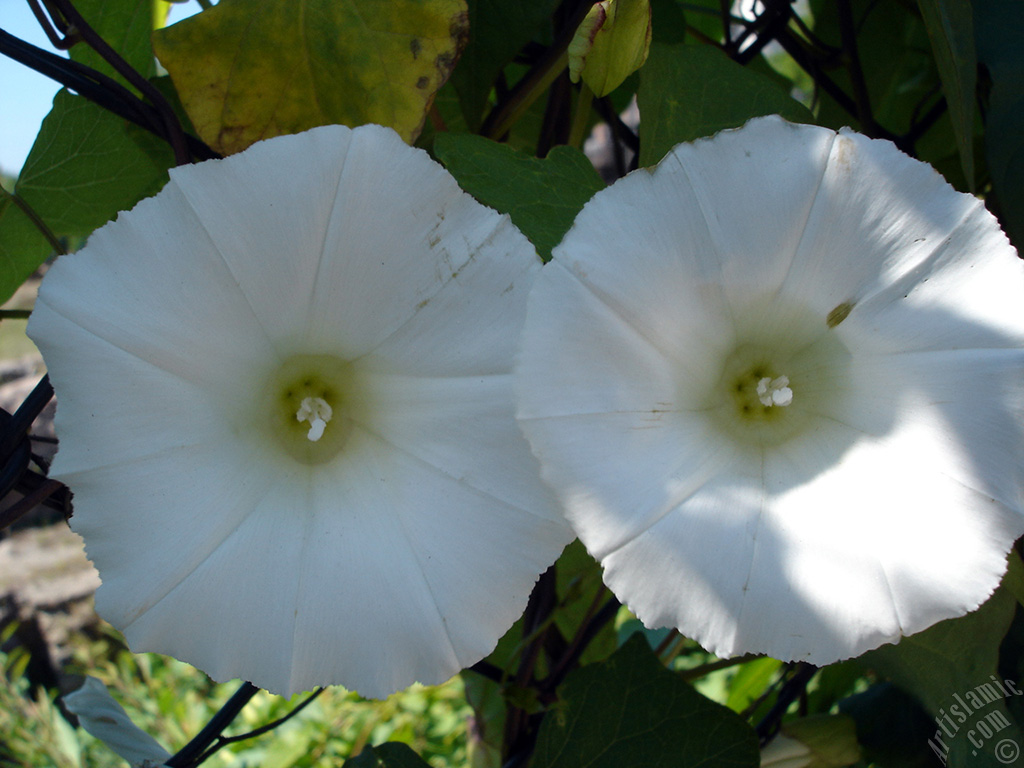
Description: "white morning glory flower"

(515, 115), (1024, 665)
(28, 124), (572, 698)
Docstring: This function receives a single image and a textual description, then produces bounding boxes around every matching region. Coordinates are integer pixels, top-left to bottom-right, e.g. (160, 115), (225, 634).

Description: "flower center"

(695, 297), (855, 450)
(756, 376), (792, 408)
(724, 355), (794, 424)
(265, 354), (367, 465)
(296, 396), (333, 441)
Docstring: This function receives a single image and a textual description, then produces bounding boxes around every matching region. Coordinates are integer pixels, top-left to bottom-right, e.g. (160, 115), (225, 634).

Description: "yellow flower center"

(725, 355), (795, 423)
(699, 298), (854, 449)
(265, 354), (366, 465)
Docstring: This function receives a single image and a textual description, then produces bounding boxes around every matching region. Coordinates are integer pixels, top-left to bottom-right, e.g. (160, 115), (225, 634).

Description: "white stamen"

(296, 396), (333, 441)
(756, 376), (793, 407)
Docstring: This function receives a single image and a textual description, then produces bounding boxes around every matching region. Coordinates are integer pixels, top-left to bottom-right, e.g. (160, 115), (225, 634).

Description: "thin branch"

(466, 659), (505, 684)
(0, 375), (54, 466)
(788, 8), (839, 58)
(27, 0), (78, 49)
(835, 0), (876, 132)
(544, 589), (615, 688)
(733, 0), (793, 66)
(754, 663), (817, 744)
(4, 188), (66, 256)
(719, 0), (733, 45)
(679, 653), (762, 682)
(593, 96), (639, 152)
(771, 25), (900, 143)
(0, 478), (65, 531)
(903, 93), (946, 152)
(193, 688), (326, 765)
(166, 682), (260, 768)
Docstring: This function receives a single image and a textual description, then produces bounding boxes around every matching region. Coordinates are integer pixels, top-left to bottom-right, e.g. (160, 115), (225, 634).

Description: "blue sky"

(1, 0), (63, 177)
(0, 0), (198, 178)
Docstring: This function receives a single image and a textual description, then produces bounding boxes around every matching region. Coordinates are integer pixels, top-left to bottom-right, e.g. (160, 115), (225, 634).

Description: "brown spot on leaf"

(450, 10), (470, 50)
(416, 76), (430, 89)
(410, 38), (422, 59)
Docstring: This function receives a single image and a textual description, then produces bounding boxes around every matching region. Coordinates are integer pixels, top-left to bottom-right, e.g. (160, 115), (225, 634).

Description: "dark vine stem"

(0, 29), (218, 161)
(0, 477), (66, 530)
(502, 566), (559, 765)
(192, 687), (326, 765)
(718, 0), (733, 45)
(0, 375), (54, 466)
(541, 597), (619, 700)
(0, 27), (151, 126)
(165, 682), (260, 768)
(42, 0), (192, 166)
(679, 653), (762, 682)
(30, 0), (79, 49)
(3, 186), (67, 256)
(537, 71), (573, 158)
(754, 663), (818, 745)
(480, 0), (592, 142)
(0, 375), (66, 531)
(903, 95), (947, 153)
(770, 25), (900, 145)
(732, 0), (793, 66)
(835, 0), (876, 134)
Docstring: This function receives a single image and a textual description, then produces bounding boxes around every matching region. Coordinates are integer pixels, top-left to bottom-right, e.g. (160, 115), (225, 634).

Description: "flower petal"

(843, 201), (1024, 352)
(286, 429), (569, 697)
(358, 372), (560, 517)
(167, 126), (358, 355)
(33, 185), (273, 395)
(515, 260), (688, 420)
(781, 124), (984, 319)
(360, 214), (541, 377)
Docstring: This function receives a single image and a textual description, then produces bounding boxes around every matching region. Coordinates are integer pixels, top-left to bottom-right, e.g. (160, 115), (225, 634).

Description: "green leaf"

(69, 0), (157, 85)
(838, 683), (940, 768)
(531, 634), (759, 768)
(974, 0), (1024, 252)
(915, 0), (977, 189)
(343, 742), (432, 768)
(15, 89), (174, 241)
(649, 0), (688, 45)
(450, 0), (561, 128)
(0, 186), (54, 306)
(434, 134), (604, 260)
(1004, 551), (1024, 609)
(152, 0), (469, 155)
(636, 43), (814, 167)
(859, 586), (1022, 768)
(0, 89), (174, 303)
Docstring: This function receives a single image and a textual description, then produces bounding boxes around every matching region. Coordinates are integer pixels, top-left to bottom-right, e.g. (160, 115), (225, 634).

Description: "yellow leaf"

(152, 0), (469, 155)
(567, 0), (651, 97)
